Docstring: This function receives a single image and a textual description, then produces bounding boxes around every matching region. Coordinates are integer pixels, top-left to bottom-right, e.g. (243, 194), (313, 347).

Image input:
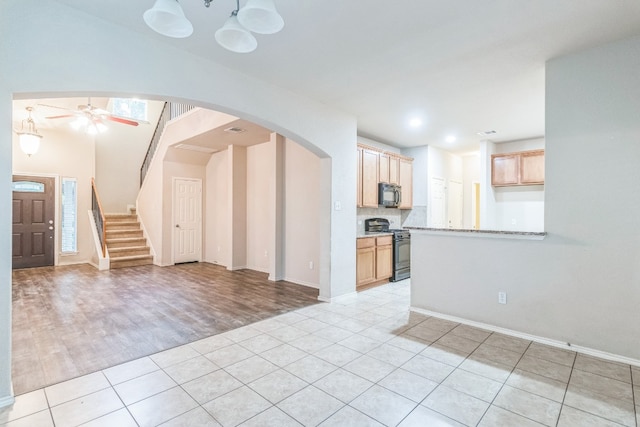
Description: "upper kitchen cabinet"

(357, 143), (413, 209)
(492, 149), (544, 186)
(359, 146), (380, 208)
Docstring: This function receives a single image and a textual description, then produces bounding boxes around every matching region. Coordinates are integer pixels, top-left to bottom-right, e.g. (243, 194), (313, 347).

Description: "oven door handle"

(394, 189), (400, 205)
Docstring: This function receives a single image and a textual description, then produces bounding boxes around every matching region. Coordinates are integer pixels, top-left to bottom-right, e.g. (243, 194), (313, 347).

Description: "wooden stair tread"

(109, 254), (153, 261)
(104, 211), (151, 269)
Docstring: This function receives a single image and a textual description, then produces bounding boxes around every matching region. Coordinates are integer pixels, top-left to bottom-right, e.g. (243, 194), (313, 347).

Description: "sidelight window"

(61, 178), (77, 253)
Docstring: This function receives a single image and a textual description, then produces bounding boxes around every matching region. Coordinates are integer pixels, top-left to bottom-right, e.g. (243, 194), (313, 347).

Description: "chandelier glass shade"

(143, 0), (283, 52)
(16, 107), (43, 156)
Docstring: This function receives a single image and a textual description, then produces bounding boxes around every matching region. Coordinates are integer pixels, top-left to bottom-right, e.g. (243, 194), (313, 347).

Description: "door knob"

(49, 226), (54, 230)
(175, 224), (180, 228)
(49, 220), (53, 224)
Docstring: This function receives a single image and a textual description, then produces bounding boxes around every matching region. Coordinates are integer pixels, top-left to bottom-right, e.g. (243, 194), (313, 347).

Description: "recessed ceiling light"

(445, 135), (456, 143)
(477, 130), (497, 137)
(409, 118), (423, 128)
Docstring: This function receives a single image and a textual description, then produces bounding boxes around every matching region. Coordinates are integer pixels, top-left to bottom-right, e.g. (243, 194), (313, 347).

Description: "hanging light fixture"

(143, 0), (284, 53)
(15, 107), (43, 156)
(143, 0), (193, 38)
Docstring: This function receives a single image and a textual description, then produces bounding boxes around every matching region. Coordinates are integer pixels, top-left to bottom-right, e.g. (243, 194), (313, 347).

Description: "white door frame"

(172, 177), (203, 265)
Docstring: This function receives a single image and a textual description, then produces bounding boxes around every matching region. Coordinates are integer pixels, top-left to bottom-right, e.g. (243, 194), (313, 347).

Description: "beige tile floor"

(1, 280), (638, 426)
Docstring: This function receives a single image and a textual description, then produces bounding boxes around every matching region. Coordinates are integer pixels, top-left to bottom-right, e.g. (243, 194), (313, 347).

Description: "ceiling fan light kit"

(16, 107), (43, 156)
(144, 0), (284, 53)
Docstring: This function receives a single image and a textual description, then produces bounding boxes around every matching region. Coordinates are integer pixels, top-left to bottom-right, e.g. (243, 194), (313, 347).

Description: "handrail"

(91, 178), (107, 258)
(139, 102), (196, 186)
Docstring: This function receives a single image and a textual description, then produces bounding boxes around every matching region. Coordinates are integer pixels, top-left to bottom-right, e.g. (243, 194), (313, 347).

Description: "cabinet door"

(375, 244), (393, 280)
(389, 156), (399, 184)
(362, 149), (379, 207)
(520, 150), (545, 184)
(357, 147), (363, 207)
(398, 159), (413, 209)
(379, 153), (390, 183)
(356, 247), (376, 286)
(491, 154), (519, 186)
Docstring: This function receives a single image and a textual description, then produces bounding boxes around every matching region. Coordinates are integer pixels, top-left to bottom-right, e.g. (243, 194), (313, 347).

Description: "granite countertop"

(356, 231), (394, 238)
(404, 226), (546, 240)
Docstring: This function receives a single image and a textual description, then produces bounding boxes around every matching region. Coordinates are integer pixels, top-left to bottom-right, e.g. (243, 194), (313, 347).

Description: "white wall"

(284, 139), (321, 287)
(246, 142), (272, 273)
(12, 128), (95, 266)
(411, 35), (640, 362)
(481, 137), (545, 232)
(427, 145), (463, 228)
(1, 0), (358, 402)
(462, 153), (480, 229)
(204, 150), (229, 266)
(95, 100), (164, 213)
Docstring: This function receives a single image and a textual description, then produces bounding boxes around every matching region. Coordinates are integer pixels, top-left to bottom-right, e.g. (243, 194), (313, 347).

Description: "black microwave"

(378, 183), (401, 207)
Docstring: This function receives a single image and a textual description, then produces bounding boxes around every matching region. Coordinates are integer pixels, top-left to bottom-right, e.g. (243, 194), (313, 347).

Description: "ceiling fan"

(39, 98), (139, 134)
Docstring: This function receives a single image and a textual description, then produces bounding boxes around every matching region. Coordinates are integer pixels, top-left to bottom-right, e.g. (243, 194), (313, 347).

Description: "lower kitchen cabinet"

(357, 235), (393, 288)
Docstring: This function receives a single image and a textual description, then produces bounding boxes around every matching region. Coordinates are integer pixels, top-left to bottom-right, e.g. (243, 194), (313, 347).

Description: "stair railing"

(140, 102), (196, 186)
(91, 178), (107, 257)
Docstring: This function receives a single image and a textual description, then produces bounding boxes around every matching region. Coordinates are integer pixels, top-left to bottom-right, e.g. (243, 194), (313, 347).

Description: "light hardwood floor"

(11, 262), (319, 394)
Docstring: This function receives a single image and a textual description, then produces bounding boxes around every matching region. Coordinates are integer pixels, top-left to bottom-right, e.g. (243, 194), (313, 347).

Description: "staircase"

(105, 210), (153, 269)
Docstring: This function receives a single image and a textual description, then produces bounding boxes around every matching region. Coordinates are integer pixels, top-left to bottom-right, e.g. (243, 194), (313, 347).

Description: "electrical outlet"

(309, 261), (314, 270)
(498, 291), (507, 304)
(334, 201), (342, 211)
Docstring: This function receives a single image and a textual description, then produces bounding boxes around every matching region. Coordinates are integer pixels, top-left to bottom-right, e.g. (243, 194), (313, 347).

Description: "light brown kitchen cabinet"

(520, 150), (545, 184)
(398, 159), (413, 209)
(388, 156), (399, 184)
(492, 149), (544, 186)
(361, 148), (379, 207)
(379, 153), (390, 183)
(356, 143), (413, 209)
(356, 235), (393, 288)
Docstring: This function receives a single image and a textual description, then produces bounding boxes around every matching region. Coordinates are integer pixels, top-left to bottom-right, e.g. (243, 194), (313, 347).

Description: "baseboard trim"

(0, 394), (15, 409)
(410, 307), (640, 368)
(283, 277), (319, 289)
(318, 291), (358, 303)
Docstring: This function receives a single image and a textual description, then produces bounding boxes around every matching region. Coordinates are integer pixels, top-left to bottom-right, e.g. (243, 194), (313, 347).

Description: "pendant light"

(143, 0), (193, 38)
(16, 107), (43, 156)
(143, 0), (284, 52)
(237, 0), (284, 34)
(215, 13), (258, 53)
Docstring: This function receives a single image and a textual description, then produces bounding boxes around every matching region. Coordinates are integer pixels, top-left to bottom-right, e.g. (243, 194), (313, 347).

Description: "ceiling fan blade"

(38, 103), (75, 112)
(105, 116), (139, 126)
(45, 114), (76, 119)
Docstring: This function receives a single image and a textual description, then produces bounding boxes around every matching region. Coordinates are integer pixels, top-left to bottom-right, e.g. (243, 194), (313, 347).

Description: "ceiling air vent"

(224, 126), (247, 134)
(477, 130), (497, 137)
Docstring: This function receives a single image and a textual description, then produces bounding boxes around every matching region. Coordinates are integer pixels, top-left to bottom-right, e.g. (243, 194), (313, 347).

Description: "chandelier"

(15, 107), (43, 156)
(143, 0), (284, 53)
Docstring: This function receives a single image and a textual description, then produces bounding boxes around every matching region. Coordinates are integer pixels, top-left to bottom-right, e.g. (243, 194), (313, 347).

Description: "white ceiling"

(37, 1), (640, 152)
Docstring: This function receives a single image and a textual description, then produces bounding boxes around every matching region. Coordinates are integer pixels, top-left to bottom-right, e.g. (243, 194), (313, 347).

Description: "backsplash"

(357, 206), (428, 233)
(356, 207), (402, 233)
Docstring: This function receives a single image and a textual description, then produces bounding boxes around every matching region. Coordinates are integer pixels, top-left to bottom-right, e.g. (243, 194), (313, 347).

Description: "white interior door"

(448, 180), (463, 229)
(430, 176), (446, 228)
(174, 178), (202, 264)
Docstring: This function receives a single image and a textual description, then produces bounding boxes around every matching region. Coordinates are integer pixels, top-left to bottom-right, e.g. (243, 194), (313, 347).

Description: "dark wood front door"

(12, 176), (55, 269)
